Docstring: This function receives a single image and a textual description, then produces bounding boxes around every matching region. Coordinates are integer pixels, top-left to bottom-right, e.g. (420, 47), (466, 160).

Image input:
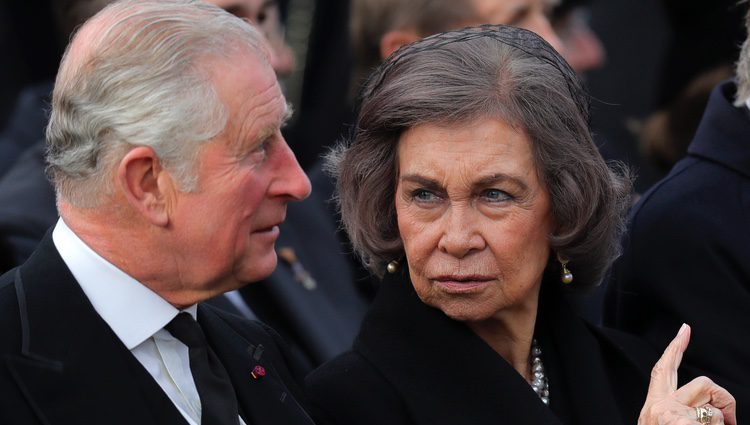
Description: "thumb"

(646, 323), (690, 400)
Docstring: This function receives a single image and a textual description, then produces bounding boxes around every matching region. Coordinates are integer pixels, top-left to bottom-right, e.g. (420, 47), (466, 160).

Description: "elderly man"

(0, 1), (315, 424)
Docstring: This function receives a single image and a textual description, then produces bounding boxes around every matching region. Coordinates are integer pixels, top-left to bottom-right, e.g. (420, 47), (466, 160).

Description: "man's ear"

(379, 29), (421, 59)
(117, 146), (173, 226)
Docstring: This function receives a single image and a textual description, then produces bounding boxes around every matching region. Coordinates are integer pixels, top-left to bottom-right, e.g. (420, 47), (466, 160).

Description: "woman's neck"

(466, 301), (539, 381)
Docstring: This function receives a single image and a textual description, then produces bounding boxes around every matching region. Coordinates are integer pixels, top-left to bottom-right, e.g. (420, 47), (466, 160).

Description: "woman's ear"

(117, 146), (172, 226)
(379, 29), (421, 59)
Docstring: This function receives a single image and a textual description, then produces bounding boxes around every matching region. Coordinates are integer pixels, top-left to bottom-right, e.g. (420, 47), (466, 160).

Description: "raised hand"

(638, 324), (737, 425)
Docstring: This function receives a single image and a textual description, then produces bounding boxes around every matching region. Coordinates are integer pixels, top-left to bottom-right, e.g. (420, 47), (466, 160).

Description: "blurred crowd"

(0, 0), (748, 423)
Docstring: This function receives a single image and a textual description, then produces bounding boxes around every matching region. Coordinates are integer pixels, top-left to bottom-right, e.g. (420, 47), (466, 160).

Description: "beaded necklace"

(529, 338), (550, 405)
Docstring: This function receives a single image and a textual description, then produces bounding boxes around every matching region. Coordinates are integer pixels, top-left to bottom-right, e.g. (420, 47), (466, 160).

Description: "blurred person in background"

(605, 1), (750, 411)
(551, 0), (605, 77)
(638, 0), (745, 175)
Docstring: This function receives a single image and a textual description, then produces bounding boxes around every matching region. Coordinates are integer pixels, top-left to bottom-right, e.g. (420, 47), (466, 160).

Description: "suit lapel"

(198, 305), (315, 425)
(7, 234), (186, 425)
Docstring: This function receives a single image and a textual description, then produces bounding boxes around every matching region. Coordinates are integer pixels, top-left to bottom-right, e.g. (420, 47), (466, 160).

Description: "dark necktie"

(166, 312), (240, 425)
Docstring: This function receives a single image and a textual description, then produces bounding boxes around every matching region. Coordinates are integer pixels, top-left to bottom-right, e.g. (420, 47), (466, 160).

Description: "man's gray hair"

(328, 25), (632, 290)
(734, 3), (750, 106)
(46, 0), (267, 207)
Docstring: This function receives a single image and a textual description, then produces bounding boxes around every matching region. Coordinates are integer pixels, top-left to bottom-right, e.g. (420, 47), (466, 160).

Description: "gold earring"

(387, 260), (399, 274)
(557, 253), (573, 284)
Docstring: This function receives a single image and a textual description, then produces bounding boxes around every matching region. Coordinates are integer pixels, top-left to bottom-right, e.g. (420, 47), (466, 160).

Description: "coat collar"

(353, 268), (650, 425)
(688, 80), (750, 179)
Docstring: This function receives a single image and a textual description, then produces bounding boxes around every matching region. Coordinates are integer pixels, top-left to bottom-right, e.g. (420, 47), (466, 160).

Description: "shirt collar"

(52, 218), (197, 349)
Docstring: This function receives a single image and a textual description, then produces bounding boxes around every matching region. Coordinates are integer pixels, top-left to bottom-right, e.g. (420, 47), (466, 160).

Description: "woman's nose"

(437, 207), (486, 258)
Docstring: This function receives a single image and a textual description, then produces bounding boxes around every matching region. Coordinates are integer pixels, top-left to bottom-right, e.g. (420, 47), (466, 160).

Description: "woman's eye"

(412, 189), (438, 203)
(483, 189), (511, 202)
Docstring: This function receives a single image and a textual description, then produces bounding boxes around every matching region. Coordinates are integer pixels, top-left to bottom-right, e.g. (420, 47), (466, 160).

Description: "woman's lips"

(431, 276), (494, 293)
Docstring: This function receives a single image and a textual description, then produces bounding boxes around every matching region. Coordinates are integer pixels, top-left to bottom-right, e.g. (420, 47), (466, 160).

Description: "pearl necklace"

(529, 338), (550, 405)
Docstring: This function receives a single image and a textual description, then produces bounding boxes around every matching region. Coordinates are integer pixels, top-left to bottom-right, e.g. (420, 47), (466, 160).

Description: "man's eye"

(255, 138), (270, 153)
(483, 189), (511, 202)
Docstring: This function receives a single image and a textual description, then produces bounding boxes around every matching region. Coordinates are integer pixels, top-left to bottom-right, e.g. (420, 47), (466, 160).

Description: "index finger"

(645, 323), (691, 399)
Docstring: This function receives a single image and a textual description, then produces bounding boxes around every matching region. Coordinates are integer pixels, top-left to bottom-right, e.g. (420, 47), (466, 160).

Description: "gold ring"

(695, 405), (713, 424)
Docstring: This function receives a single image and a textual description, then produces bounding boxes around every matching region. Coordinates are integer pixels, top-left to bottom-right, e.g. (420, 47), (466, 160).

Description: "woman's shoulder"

(306, 349), (413, 425)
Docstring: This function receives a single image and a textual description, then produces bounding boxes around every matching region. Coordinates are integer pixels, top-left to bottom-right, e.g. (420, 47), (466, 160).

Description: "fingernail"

(677, 323), (688, 336)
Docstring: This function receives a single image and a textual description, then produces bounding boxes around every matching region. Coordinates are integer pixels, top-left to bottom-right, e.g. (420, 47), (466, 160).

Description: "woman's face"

(395, 117), (553, 323)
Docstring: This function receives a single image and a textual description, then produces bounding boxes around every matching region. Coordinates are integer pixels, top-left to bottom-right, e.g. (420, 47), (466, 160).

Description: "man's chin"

(236, 253), (278, 284)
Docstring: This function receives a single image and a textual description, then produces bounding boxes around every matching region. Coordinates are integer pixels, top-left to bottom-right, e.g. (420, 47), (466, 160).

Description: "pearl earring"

(557, 253), (573, 284)
(387, 260), (399, 274)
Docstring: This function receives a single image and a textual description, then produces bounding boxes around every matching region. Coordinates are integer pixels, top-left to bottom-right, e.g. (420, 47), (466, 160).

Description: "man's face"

(166, 51), (310, 299)
(208, 0), (295, 76)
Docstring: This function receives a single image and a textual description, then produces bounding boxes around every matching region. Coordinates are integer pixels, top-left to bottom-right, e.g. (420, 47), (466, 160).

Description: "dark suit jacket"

(605, 80), (750, 407)
(0, 232), (315, 425)
(306, 268), (657, 425)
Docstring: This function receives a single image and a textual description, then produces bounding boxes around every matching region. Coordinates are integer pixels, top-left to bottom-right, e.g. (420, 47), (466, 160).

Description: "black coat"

(306, 268), (658, 425)
(0, 233), (315, 425)
(605, 80), (750, 408)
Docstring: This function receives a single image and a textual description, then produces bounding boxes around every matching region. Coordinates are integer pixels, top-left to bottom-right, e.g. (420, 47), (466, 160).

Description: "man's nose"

(272, 138), (311, 201)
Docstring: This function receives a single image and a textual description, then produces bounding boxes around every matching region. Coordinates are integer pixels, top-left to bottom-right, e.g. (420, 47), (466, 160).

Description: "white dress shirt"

(53, 218), (246, 425)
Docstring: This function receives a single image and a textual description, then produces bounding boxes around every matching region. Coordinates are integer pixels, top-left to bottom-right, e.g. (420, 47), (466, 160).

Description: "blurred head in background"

(53, 0), (294, 77)
(350, 0), (564, 84)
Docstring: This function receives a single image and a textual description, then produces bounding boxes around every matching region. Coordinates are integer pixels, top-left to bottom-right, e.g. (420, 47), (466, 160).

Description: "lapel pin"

(278, 247), (318, 290)
(251, 365), (266, 380)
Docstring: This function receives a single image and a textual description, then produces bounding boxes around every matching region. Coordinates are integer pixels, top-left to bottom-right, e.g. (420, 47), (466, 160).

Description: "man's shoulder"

(630, 156), (748, 238)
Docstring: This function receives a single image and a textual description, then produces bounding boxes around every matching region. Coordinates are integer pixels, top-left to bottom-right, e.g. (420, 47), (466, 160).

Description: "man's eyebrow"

(281, 102), (293, 127)
(249, 102), (293, 146)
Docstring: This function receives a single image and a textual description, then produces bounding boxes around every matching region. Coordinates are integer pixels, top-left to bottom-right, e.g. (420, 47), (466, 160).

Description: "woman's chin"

(433, 301), (497, 323)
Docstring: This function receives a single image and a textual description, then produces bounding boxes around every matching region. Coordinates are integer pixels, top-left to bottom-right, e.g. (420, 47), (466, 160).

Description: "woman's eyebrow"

(400, 174), (442, 191)
(474, 173), (529, 191)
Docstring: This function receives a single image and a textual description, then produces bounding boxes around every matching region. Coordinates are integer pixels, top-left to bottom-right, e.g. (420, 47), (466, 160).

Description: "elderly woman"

(305, 25), (736, 425)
